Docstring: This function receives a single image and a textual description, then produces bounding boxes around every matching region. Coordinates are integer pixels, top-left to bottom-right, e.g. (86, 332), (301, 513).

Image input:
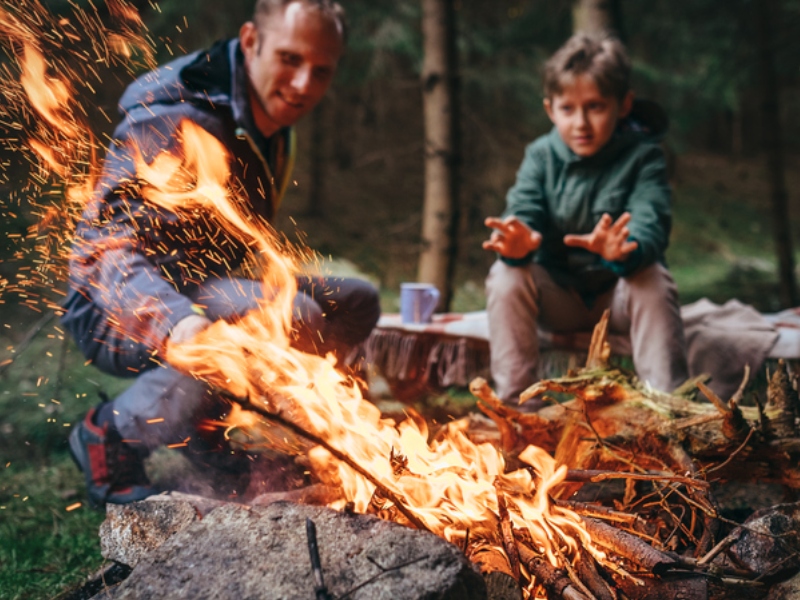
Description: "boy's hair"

(543, 34), (631, 101)
(253, 0), (348, 44)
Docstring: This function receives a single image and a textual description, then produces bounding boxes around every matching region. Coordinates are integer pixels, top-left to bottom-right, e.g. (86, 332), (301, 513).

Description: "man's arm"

(71, 125), (211, 352)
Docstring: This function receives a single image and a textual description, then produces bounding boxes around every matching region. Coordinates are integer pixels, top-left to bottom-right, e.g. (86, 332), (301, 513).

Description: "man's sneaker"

(68, 408), (156, 508)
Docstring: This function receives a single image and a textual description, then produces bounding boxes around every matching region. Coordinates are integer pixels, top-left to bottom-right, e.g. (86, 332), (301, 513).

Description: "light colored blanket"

(369, 299), (795, 398)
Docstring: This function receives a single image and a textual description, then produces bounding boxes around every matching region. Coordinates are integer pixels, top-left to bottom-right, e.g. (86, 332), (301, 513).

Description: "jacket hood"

(118, 40), (237, 116)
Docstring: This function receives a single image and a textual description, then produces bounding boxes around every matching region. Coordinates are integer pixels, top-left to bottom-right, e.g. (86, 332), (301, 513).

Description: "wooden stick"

(564, 469), (709, 490)
(581, 517), (680, 574)
(494, 482), (521, 580)
(306, 518), (333, 600)
(517, 542), (590, 600)
(233, 396), (430, 532)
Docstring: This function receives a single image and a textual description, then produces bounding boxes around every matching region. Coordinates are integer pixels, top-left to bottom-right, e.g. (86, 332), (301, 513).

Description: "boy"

(483, 33), (688, 405)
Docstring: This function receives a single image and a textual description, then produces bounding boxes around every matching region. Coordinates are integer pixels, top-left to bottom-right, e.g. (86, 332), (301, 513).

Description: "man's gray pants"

(86, 276), (379, 451)
(486, 260), (688, 403)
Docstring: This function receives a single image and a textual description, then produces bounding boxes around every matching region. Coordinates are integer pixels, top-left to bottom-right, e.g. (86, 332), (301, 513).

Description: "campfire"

(5, 2), (800, 599)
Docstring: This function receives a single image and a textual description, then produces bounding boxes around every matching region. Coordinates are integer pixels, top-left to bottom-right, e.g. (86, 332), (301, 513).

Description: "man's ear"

(619, 90), (634, 118)
(543, 98), (555, 123)
(239, 21), (259, 60)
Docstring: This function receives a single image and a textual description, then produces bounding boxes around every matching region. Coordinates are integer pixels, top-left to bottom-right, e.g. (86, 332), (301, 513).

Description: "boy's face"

(544, 74), (633, 157)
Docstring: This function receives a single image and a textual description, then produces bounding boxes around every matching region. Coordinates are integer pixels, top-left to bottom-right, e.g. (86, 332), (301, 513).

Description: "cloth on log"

(364, 298), (795, 399)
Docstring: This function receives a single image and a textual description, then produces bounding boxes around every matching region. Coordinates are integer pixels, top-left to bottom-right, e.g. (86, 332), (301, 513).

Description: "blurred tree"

(417, 0), (460, 310)
(757, 0), (797, 306)
(572, 0), (624, 39)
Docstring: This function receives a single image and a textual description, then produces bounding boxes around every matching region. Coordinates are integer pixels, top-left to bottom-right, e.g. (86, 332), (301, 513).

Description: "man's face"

(544, 74), (633, 157)
(240, 2), (343, 137)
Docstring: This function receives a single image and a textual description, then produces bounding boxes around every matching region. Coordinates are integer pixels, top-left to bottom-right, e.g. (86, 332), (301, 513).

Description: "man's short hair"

(543, 34), (631, 101)
(253, 0), (348, 43)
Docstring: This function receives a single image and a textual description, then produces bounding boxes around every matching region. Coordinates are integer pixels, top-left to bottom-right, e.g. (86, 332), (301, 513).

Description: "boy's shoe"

(68, 408), (156, 508)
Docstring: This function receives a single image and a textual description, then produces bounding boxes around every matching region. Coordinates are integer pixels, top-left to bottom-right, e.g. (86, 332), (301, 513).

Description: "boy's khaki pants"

(486, 260), (689, 403)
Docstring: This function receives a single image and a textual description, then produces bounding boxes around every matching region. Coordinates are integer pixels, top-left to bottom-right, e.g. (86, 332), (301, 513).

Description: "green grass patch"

(0, 454), (106, 600)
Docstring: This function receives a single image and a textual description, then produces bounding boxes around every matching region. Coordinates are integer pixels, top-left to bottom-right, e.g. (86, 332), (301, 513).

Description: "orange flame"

(155, 122), (603, 574)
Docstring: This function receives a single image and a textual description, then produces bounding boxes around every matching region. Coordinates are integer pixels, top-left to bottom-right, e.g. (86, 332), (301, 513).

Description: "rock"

(730, 502), (800, 579)
(766, 569), (800, 600)
(100, 499), (199, 568)
(97, 501), (487, 600)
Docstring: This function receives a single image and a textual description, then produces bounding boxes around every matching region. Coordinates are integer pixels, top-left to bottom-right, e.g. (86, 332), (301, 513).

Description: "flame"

(4, 1), (601, 590)
(155, 122), (603, 576)
(19, 44), (80, 140)
(0, 0), (155, 313)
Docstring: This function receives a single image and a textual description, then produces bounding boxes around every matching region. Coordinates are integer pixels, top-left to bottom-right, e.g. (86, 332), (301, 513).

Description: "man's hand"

(483, 216), (543, 259)
(563, 212), (639, 262)
(168, 314), (213, 346)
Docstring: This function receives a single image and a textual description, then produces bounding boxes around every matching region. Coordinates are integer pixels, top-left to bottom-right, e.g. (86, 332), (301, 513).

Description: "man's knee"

(334, 278), (380, 345)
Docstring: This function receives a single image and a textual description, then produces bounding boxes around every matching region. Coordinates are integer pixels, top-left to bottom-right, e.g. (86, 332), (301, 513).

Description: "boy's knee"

(486, 260), (534, 299)
(625, 263), (679, 302)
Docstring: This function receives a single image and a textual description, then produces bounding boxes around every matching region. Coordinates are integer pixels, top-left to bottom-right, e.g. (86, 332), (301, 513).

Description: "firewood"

(580, 517), (681, 575)
(468, 542), (521, 600)
(574, 553), (616, 600)
(766, 359), (800, 439)
(517, 542), (591, 600)
(494, 484), (522, 580)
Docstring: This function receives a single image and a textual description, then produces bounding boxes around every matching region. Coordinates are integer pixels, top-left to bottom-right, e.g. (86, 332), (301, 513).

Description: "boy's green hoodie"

(503, 100), (672, 300)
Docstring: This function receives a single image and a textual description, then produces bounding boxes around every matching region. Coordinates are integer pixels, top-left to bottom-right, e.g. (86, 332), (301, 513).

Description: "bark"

(418, 0), (460, 311)
(572, 0), (625, 39)
(756, 0), (797, 308)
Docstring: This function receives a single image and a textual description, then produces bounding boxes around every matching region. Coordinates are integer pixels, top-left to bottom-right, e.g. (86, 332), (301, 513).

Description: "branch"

(233, 396), (430, 533)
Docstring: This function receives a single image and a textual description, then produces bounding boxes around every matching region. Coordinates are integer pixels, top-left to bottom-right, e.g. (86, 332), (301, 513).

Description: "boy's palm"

(563, 212), (638, 262)
(483, 216), (542, 259)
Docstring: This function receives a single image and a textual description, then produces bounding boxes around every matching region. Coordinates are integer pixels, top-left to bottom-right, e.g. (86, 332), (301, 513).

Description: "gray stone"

(99, 501), (486, 600)
(100, 500), (198, 568)
(766, 570), (800, 600)
(730, 502), (800, 578)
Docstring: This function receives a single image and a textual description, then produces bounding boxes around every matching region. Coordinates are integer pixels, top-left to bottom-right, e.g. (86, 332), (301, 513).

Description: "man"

(63, 0), (380, 508)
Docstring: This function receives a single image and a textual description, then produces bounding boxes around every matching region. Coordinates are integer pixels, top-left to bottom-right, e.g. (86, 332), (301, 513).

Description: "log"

(468, 543), (521, 600)
(517, 542), (590, 600)
(581, 517), (681, 575)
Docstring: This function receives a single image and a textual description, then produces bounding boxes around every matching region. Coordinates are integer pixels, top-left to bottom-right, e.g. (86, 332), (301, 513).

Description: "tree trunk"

(756, 0), (797, 308)
(572, 0), (625, 39)
(418, 0), (460, 311)
(306, 100), (326, 217)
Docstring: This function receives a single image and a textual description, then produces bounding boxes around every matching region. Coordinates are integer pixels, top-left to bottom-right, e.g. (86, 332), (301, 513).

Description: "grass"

(1, 153), (800, 598)
(0, 455), (106, 600)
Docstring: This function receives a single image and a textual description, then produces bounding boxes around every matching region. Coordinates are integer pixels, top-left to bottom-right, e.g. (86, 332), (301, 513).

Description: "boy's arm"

(606, 144), (672, 276)
(496, 142), (549, 265)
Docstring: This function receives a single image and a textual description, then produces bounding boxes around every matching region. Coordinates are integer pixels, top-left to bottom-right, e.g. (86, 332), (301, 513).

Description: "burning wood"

(158, 308), (800, 599)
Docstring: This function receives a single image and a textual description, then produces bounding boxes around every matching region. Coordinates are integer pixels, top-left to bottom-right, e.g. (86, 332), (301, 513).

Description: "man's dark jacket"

(61, 40), (295, 370)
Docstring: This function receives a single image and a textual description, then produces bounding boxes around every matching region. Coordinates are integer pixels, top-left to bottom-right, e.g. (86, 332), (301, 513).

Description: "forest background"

(0, 0), (799, 598)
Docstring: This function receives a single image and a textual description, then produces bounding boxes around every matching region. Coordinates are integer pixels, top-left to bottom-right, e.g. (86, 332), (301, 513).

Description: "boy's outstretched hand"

(483, 216), (542, 259)
(563, 212), (639, 262)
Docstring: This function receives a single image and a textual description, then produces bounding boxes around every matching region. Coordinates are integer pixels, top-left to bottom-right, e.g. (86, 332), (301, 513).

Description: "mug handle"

(422, 287), (440, 322)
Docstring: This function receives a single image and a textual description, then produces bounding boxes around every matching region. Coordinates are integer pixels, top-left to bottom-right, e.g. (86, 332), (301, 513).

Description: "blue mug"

(400, 283), (440, 324)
